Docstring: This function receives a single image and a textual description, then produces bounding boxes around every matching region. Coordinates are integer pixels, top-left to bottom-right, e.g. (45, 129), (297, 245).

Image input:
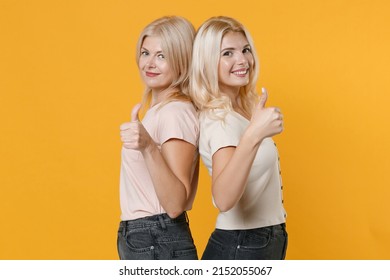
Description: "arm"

(211, 90), (283, 212)
(211, 129), (261, 212)
(142, 139), (196, 218)
(120, 103), (197, 218)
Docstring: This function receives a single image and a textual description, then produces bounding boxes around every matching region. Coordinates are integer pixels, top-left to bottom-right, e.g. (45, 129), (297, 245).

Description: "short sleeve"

(157, 102), (199, 147)
(202, 112), (245, 157)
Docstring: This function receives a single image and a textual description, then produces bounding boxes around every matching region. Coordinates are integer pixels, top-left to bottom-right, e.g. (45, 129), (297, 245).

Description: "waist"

(216, 223), (287, 237)
(119, 212), (188, 230)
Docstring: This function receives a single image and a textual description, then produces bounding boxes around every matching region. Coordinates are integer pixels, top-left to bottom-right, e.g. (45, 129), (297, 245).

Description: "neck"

(220, 87), (242, 108)
(220, 87), (251, 120)
(151, 87), (178, 106)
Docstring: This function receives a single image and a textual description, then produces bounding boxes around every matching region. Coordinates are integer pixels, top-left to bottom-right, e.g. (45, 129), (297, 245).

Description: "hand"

(249, 87), (284, 141)
(120, 103), (153, 151)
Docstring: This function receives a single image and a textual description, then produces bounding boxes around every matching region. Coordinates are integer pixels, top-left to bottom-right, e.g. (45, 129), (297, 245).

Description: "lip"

(145, 71), (160, 77)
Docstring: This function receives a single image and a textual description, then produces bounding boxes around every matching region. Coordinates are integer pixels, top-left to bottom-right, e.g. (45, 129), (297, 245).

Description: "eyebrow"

(220, 44), (251, 53)
(141, 47), (163, 54)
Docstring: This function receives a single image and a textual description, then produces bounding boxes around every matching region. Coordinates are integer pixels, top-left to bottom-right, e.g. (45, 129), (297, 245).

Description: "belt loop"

(158, 215), (167, 230)
(271, 224), (276, 238)
(122, 221), (127, 237)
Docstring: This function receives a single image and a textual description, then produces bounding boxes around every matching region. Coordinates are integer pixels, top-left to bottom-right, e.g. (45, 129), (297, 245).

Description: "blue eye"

(157, 53), (165, 59)
(141, 50), (149, 56)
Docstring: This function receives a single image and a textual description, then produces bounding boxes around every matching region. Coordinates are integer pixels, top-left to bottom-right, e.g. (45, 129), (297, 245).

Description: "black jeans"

(202, 223), (288, 260)
(117, 212), (198, 260)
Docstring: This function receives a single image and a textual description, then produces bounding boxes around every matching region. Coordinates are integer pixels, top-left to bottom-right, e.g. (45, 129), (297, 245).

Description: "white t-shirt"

(119, 101), (199, 221)
(199, 110), (286, 230)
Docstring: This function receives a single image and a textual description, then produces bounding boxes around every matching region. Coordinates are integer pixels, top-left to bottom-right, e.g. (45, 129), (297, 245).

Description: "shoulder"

(200, 109), (244, 129)
(156, 101), (199, 143)
(159, 101), (197, 115)
(199, 110), (244, 155)
(157, 101), (198, 125)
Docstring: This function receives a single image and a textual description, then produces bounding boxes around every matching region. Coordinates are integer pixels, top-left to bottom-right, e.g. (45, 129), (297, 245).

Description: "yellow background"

(1, 0), (389, 259)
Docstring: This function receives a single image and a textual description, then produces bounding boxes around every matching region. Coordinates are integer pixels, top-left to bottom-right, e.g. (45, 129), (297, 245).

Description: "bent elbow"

(166, 184), (189, 219)
(217, 205), (232, 213)
(215, 200), (234, 213)
(166, 209), (184, 219)
(166, 202), (186, 219)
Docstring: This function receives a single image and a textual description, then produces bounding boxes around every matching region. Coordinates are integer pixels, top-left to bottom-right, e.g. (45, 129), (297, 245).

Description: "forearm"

(142, 143), (188, 218)
(213, 129), (262, 212)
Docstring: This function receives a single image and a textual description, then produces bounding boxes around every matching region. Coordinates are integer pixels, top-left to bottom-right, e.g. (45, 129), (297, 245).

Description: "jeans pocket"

(126, 229), (153, 251)
(119, 229), (155, 260)
(237, 228), (288, 260)
(156, 224), (198, 260)
(240, 228), (272, 250)
(172, 247), (198, 260)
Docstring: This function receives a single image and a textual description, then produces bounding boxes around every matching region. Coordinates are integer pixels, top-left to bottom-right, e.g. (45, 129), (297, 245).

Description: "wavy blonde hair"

(136, 16), (195, 108)
(189, 16), (259, 118)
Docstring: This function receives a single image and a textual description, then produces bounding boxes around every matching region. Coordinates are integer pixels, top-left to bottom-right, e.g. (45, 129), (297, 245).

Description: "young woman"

(117, 16), (199, 260)
(190, 16), (287, 260)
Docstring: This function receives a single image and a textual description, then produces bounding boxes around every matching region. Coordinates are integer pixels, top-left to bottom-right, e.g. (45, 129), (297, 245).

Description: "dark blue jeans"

(202, 223), (288, 260)
(117, 212), (198, 260)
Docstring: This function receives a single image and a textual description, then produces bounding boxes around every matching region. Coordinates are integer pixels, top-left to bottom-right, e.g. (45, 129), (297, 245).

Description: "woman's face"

(218, 31), (253, 94)
(138, 36), (174, 94)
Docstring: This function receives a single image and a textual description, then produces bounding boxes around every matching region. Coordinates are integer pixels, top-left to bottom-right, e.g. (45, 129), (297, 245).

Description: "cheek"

(248, 55), (255, 68)
(138, 59), (145, 70)
(218, 60), (230, 76)
(161, 63), (174, 79)
(160, 62), (170, 73)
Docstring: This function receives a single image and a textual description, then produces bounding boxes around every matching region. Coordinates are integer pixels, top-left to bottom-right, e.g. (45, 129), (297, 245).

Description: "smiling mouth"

(145, 72), (160, 77)
(231, 69), (249, 76)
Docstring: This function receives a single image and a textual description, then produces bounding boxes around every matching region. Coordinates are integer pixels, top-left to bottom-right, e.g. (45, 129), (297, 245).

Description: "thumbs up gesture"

(120, 103), (153, 151)
(130, 103), (142, 122)
(249, 88), (283, 141)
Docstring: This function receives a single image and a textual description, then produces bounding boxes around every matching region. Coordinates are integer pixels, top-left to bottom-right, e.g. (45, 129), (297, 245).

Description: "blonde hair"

(189, 16), (259, 118)
(136, 16), (195, 108)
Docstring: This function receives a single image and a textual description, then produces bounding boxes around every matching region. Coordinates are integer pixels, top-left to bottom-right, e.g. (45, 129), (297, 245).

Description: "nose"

(145, 55), (156, 68)
(236, 52), (248, 66)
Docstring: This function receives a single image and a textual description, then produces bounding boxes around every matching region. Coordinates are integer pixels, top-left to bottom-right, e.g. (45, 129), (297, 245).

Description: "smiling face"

(218, 31), (254, 96)
(138, 36), (174, 95)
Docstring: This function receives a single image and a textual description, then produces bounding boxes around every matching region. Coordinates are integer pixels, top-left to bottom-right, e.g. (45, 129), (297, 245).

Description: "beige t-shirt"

(199, 110), (286, 230)
(120, 101), (199, 221)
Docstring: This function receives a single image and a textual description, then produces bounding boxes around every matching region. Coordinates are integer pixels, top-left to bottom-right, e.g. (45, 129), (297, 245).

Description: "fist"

(250, 88), (283, 140)
(120, 103), (153, 151)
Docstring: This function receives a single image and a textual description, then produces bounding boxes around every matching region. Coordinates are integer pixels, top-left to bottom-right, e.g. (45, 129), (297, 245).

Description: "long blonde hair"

(136, 16), (195, 108)
(189, 16), (259, 118)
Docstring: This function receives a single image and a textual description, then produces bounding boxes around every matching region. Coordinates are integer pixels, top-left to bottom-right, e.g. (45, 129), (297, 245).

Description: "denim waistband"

(269, 223), (286, 233)
(217, 223), (286, 237)
(119, 212), (188, 231)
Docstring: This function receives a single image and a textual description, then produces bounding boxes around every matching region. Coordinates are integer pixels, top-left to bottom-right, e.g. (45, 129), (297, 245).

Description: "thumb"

(131, 103), (142, 122)
(258, 87), (268, 109)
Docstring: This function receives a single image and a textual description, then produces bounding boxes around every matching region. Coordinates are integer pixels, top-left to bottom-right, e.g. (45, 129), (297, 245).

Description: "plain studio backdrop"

(1, 0), (389, 259)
